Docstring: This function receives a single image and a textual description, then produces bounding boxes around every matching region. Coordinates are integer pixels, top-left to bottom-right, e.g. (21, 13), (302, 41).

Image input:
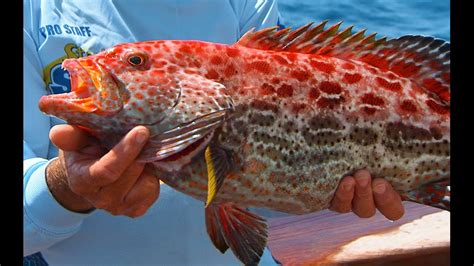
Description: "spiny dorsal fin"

(236, 21), (450, 106)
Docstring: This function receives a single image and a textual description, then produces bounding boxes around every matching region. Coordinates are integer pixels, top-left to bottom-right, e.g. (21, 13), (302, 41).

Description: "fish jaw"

(38, 58), (125, 119)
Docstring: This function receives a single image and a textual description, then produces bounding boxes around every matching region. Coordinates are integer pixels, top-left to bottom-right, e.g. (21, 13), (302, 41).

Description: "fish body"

(39, 22), (450, 264)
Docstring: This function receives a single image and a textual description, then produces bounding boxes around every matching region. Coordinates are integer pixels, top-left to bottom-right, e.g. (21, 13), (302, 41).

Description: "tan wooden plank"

(267, 202), (449, 265)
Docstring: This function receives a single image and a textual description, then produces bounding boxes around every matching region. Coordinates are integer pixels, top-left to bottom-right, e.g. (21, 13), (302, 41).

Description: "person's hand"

(329, 170), (404, 221)
(46, 124), (160, 218)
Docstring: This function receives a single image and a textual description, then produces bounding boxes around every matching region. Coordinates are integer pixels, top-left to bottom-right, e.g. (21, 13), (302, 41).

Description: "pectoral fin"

(205, 203), (268, 265)
(204, 145), (232, 207)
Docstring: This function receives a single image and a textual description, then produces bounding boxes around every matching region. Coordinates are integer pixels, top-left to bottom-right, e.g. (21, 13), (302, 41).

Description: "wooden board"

(266, 202), (450, 265)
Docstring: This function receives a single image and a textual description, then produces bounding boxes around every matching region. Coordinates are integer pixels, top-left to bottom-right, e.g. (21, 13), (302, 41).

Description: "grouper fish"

(38, 21), (450, 265)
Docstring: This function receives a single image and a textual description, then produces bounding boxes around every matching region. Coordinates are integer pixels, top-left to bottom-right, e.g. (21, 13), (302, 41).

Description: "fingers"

(88, 126), (149, 187)
(50, 125), (93, 151)
(92, 161), (146, 209)
(122, 170), (160, 217)
(329, 176), (355, 213)
(352, 170), (376, 218)
(373, 178), (405, 221)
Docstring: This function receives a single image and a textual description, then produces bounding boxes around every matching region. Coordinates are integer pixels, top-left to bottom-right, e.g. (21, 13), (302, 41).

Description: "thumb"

(50, 125), (94, 151)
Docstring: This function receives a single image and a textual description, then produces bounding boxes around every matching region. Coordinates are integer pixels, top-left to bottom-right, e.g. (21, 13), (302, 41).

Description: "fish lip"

(49, 58), (125, 115)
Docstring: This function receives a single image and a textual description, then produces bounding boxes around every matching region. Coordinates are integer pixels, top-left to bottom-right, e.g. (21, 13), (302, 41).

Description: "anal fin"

(205, 203), (268, 265)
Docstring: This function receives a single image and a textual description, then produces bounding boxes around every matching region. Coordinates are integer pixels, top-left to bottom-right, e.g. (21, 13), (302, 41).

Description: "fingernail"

(135, 128), (148, 144)
(343, 183), (353, 191)
(357, 177), (369, 188)
(374, 183), (386, 194)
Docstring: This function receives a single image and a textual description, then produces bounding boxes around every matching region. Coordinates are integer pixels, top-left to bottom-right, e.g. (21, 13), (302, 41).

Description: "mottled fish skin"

(39, 25), (450, 215)
(150, 40), (450, 214)
(38, 23), (450, 265)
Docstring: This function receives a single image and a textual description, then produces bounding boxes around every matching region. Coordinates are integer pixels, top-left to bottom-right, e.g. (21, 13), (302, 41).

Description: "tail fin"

(403, 179), (450, 210)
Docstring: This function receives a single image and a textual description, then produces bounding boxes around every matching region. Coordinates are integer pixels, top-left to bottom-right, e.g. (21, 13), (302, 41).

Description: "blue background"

(278, 0), (450, 41)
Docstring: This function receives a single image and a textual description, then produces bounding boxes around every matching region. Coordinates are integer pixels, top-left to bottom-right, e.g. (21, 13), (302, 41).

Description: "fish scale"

(39, 21), (450, 265)
(156, 42), (449, 214)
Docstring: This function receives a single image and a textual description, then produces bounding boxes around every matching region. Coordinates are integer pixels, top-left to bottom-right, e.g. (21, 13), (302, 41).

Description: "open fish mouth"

(39, 59), (126, 116)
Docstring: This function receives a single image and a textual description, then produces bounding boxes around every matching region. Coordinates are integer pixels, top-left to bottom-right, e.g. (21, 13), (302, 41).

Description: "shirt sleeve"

(23, 5), (94, 255)
(230, 0), (282, 37)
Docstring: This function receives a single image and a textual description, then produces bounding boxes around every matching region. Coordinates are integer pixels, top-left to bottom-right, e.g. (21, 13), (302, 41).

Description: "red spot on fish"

(343, 73), (362, 84)
(342, 62), (355, 70)
(271, 77), (280, 84)
(400, 99), (418, 113)
(317, 96), (344, 109)
(272, 54), (289, 65)
(179, 45), (192, 54)
(308, 87), (320, 100)
(225, 47), (240, 57)
(319, 81), (342, 94)
(310, 60), (335, 74)
(147, 89), (156, 97)
(223, 64), (237, 77)
(376, 77), (402, 92)
(387, 72), (397, 80)
(191, 60), (202, 68)
(210, 55), (223, 65)
(260, 83), (275, 95)
(175, 52), (184, 60)
(291, 70), (310, 82)
(368, 67), (378, 74)
(247, 61), (272, 74)
(361, 93), (384, 106)
(291, 102), (307, 113)
(286, 53), (298, 61)
(426, 99), (449, 115)
(135, 92), (144, 100)
(276, 84), (293, 97)
(362, 106), (377, 115)
(167, 65), (178, 73)
(155, 60), (167, 68)
(205, 69), (220, 80)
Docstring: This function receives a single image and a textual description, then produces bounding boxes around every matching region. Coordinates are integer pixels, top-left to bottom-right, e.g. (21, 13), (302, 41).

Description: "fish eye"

(127, 54), (145, 66)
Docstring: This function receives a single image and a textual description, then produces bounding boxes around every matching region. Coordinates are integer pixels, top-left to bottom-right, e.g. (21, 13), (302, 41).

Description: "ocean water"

(278, 0), (450, 41)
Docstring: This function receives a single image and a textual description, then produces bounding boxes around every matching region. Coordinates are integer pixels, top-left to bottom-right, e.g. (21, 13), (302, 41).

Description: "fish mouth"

(38, 59), (126, 116)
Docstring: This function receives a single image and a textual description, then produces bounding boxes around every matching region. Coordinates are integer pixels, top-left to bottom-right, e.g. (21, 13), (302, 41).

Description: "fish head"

(39, 41), (234, 165)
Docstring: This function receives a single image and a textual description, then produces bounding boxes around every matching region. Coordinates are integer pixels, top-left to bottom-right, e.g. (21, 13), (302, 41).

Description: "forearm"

(46, 158), (94, 212)
(23, 158), (93, 255)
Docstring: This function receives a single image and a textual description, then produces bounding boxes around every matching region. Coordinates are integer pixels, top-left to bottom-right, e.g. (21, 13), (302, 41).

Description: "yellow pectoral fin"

(205, 146), (217, 207)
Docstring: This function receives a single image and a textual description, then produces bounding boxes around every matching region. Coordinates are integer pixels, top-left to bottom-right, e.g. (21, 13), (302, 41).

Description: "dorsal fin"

(236, 21), (450, 106)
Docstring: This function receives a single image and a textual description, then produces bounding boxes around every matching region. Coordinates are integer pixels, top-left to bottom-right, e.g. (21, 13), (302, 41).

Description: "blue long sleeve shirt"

(23, 0), (281, 264)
